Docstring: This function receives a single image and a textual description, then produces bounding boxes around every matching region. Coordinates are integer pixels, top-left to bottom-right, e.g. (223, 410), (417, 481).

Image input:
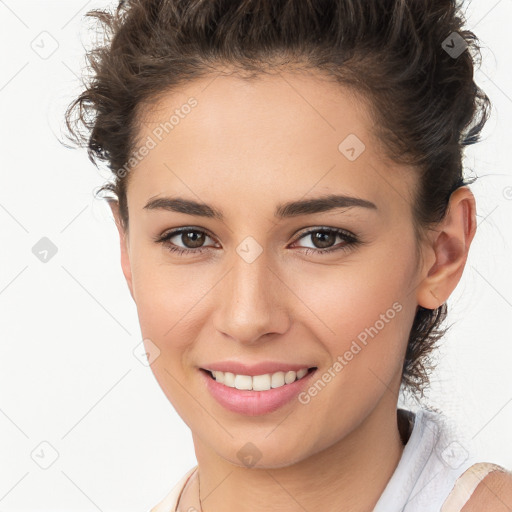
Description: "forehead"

(128, 71), (416, 219)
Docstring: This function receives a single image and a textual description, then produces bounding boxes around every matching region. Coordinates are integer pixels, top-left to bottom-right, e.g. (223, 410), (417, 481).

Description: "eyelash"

(154, 226), (359, 257)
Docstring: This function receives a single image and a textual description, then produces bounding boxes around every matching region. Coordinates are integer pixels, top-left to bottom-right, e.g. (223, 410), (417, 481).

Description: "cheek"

(132, 270), (209, 353)
(129, 252), (213, 419)
(299, 238), (418, 377)
(128, 243), (207, 351)
(287, 246), (418, 443)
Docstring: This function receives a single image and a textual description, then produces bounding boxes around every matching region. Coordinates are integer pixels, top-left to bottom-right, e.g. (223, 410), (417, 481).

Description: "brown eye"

(155, 227), (217, 256)
(292, 227), (359, 255)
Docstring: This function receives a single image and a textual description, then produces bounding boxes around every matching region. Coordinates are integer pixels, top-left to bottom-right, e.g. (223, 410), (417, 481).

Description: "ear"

(109, 201), (134, 300)
(416, 186), (477, 309)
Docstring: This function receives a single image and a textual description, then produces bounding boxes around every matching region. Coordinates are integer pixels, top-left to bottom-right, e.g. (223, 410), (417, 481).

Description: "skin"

(109, 69), (492, 511)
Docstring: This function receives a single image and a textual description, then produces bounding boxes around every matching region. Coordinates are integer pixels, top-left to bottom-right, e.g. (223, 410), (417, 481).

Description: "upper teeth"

(211, 368), (310, 391)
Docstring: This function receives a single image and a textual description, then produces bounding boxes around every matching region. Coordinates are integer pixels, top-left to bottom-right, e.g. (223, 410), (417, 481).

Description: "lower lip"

(200, 368), (317, 416)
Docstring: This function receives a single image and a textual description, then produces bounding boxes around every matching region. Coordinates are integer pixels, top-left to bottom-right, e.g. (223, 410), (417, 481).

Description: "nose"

(212, 250), (291, 346)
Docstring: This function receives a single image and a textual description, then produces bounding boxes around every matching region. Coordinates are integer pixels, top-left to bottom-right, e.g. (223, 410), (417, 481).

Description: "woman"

(64, 0), (512, 510)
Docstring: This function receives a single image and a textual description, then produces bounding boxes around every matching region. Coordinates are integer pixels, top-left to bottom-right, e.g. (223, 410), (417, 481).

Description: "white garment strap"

(441, 462), (507, 512)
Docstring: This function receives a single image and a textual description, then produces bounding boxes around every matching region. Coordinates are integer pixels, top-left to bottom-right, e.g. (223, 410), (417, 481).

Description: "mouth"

(199, 365), (318, 416)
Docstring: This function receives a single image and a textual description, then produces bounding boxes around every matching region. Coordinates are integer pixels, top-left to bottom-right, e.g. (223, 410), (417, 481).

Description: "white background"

(0, 0), (511, 510)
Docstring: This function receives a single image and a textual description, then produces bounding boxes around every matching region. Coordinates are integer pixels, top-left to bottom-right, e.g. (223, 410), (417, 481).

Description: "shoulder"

(462, 466), (512, 512)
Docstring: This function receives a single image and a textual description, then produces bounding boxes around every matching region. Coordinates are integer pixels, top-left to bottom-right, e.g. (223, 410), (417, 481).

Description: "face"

(115, 70), (428, 468)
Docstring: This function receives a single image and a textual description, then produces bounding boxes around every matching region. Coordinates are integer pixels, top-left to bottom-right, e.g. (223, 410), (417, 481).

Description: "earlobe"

(108, 201), (135, 300)
(416, 186), (477, 310)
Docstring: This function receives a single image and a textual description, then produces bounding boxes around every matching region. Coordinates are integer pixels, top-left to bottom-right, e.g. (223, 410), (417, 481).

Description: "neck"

(186, 397), (407, 512)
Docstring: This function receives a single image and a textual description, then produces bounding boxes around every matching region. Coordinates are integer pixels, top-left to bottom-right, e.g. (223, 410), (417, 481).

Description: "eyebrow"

(143, 194), (377, 220)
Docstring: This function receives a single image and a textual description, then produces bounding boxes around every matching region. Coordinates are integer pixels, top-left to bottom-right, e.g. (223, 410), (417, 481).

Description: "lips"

(200, 364), (318, 415)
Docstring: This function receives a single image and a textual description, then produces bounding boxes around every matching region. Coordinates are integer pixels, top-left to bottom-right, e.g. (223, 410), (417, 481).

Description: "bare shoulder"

(462, 467), (512, 512)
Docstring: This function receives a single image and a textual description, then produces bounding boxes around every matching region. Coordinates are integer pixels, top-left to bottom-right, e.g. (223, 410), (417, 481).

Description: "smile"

(199, 366), (318, 416)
